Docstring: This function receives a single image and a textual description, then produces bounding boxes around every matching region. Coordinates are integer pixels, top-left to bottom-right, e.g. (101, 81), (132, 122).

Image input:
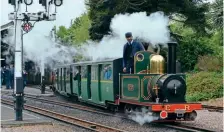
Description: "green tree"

(207, 0), (223, 30)
(206, 0), (223, 46)
(70, 13), (91, 45)
(87, 0), (209, 40)
(56, 26), (69, 43)
(170, 22), (213, 71)
(56, 13), (91, 46)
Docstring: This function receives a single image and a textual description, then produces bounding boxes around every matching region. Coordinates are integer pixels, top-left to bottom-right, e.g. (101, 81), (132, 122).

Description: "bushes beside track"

(186, 71), (223, 102)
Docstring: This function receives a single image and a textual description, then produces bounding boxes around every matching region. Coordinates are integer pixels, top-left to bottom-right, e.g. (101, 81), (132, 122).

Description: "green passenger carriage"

(54, 58), (123, 107)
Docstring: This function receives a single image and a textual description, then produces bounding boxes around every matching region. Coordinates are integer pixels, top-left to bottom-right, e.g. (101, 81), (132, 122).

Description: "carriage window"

(101, 64), (112, 80)
(73, 66), (78, 76)
(66, 67), (70, 79)
(91, 65), (98, 80)
(56, 69), (59, 76)
(81, 66), (87, 78)
(63, 68), (66, 76)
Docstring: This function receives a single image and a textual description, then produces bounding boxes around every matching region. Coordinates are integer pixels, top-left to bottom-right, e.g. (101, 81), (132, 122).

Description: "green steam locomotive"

(52, 42), (202, 121)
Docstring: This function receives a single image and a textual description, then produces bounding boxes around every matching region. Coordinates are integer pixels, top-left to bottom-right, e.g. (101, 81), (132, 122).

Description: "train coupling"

(175, 109), (185, 118)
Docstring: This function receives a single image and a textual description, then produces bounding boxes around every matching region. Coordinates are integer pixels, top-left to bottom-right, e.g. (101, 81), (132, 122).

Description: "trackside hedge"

(186, 71), (223, 102)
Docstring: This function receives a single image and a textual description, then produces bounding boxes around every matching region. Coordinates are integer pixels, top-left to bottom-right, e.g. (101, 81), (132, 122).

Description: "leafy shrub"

(186, 71), (223, 102)
(194, 55), (223, 72)
(177, 38), (213, 71)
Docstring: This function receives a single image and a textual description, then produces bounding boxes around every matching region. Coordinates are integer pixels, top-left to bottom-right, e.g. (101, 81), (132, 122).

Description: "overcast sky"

(0, 0), (87, 31)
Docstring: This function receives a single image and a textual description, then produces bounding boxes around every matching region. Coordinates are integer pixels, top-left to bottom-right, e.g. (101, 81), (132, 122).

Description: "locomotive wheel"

(124, 104), (135, 115)
(109, 106), (118, 113)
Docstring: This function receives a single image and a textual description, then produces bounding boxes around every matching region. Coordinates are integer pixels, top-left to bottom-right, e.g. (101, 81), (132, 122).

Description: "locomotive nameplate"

(165, 105), (171, 111)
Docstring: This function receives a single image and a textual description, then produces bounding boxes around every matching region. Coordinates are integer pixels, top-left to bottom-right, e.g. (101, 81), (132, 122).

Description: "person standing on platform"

(23, 70), (27, 89)
(5, 66), (11, 89)
(10, 64), (14, 89)
(0, 67), (2, 88)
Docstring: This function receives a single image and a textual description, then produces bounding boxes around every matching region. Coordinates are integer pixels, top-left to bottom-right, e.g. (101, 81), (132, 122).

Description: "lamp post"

(8, 0), (63, 121)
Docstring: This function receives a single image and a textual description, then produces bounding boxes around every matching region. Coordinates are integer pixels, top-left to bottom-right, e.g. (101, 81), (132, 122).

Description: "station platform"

(1, 85), (54, 97)
(1, 104), (52, 128)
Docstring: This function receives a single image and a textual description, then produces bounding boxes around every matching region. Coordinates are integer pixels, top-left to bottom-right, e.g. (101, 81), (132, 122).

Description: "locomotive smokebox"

(167, 42), (177, 74)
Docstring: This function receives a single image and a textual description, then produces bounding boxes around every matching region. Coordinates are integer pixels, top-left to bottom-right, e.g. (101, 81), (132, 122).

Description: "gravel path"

(201, 97), (223, 107)
(180, 110), (223, 132)
(1, 123), (87, 132)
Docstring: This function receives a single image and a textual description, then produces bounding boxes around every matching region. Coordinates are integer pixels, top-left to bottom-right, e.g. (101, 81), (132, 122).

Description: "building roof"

(1, 21), (14, 32)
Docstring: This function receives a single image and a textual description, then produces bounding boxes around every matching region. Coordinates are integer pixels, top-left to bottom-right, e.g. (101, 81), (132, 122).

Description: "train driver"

(123, 32), (145, 73)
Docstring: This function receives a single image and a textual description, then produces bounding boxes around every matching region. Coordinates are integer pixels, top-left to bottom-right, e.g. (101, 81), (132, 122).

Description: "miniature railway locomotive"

(52, 41), (202, 121)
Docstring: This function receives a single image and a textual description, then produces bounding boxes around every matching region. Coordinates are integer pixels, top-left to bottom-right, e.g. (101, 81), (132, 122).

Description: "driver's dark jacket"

(122, 40), (145, 73)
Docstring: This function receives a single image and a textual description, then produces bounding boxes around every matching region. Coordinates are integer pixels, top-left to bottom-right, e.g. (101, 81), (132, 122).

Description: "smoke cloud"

(128, 107), (159, 126)
(2, 11), (170, 70)
(2, 29), (15, 64)
(23, 28), (77, 67)
(1, 0), (86, 69)
(84, 11), (170, 61)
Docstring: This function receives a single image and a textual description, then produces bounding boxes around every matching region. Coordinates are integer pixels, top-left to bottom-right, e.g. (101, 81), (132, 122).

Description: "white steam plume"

(129, 108), (159, 126)
(2, 29), (15, 64)
(2, 11), (170, 68)
(23, 29), (77, 67)
(84, 11), (170, 61)
(1, 0), (86, 68)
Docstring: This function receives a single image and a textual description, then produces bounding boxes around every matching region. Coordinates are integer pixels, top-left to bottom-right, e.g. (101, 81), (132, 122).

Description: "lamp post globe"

(54, 0), (63, 6)
(24, 0), (33, 5)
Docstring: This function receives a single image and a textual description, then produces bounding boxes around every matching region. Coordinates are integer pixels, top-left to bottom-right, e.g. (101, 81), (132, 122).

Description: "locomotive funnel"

(167, 42), (177, 74)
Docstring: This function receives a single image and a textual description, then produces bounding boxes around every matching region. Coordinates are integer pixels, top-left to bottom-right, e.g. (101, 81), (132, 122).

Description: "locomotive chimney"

(167, 41), (177, 74)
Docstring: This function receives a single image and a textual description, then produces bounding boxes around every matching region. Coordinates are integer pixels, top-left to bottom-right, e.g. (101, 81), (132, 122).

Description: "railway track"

(24, 94), (127, 119)
(1, 91), (127, 119)
(162, 123), (217, 132)
(202, 105), (223, 112)
(24, 95), (219, 132)
(26, 85), (52, 93)
(1, 92), (221, 132)
(1, 99), (125, 132)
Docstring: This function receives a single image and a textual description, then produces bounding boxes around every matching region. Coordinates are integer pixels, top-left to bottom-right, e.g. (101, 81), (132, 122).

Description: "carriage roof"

(55, 58), (121, 68)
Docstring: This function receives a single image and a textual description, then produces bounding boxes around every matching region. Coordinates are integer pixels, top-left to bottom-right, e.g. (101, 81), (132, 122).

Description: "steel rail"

(24, 94), (127, 119)
(2, 91), (221, 132)
(1, 99), (125, 132)
(1, 91), (127, 120)
(162, 123), (217, 132)
(26, 85), (52, 92)
(202, 105), (223, 112)
(17, 95), (221, 132)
